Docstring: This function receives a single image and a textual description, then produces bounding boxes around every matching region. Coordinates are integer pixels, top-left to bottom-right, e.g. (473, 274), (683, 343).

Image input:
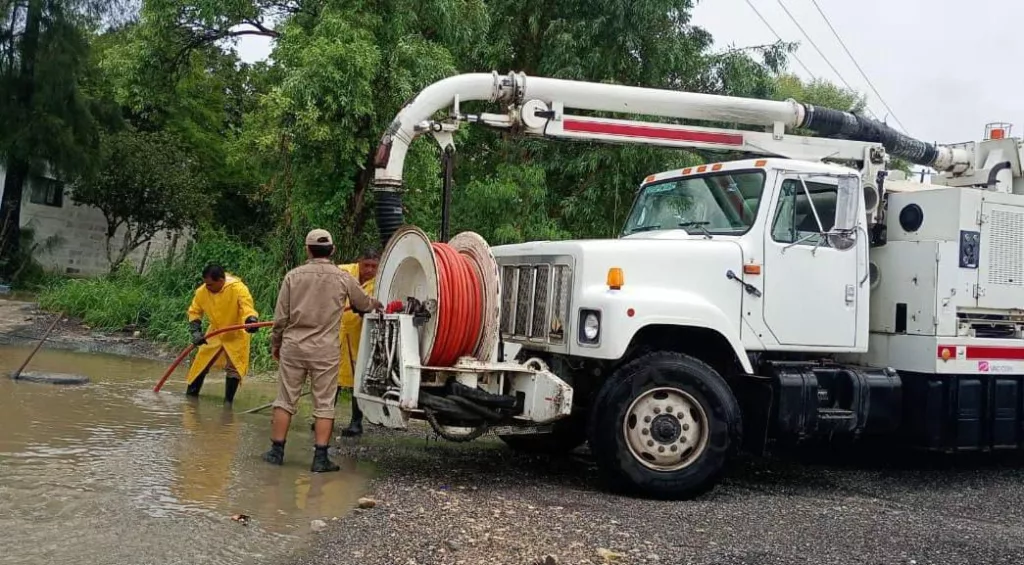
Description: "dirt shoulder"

(0, 298), (175, 360)
(296, 429), (1024, 565)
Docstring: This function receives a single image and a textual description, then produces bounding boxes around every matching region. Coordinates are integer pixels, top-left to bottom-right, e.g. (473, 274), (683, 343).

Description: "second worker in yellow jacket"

(186, 264), (260, 404)
(338, 247), (379, 437)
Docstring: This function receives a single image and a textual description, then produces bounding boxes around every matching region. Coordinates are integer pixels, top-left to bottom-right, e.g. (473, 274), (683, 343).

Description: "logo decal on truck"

(978, 361), (1015, 373)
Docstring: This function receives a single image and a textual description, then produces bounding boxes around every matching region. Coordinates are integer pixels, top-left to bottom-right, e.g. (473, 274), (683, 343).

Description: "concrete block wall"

(2, 167), (190, 276)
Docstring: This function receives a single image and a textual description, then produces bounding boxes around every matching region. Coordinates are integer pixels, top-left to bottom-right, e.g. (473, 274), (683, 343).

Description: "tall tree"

(0, 0), (124, 276)
(71, 129), (209, 272)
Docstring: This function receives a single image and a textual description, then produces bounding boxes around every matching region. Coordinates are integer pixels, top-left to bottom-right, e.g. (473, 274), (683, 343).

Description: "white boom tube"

(373, 72), (806, 184)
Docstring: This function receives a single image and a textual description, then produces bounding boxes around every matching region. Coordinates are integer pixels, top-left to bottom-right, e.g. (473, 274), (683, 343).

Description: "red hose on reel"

(427, 242), (483, 367)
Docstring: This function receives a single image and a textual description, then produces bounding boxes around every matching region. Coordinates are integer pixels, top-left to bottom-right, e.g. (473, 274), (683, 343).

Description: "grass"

(38, 231), (284, 372)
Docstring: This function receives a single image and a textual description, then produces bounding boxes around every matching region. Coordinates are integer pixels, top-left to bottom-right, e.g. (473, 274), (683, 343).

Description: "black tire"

(588, 351), (741, 499)
(499, 414), (588, 454)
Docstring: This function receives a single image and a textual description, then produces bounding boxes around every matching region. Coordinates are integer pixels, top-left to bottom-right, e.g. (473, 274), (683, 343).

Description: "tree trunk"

(0, 160), (29, 269)
(0, 0), (43, 276)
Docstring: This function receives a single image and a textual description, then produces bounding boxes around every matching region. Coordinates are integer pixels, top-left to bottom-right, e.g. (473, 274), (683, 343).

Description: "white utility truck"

(353, 71), (1024, 499)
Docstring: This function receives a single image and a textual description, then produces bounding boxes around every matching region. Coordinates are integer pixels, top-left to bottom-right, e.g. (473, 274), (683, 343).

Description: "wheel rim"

(622, 386), (710, 472)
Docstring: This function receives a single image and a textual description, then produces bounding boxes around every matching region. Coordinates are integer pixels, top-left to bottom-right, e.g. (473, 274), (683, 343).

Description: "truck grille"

(500, 263), (572, 344)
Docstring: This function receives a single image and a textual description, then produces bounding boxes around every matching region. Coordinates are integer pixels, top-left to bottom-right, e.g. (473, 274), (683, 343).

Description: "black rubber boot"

(262, 440), (285, 465)
(311, 444), (340, 473)
(340, 399), (363, 437)
(224, 377), (240, 404)
(185, 371), (207, 397)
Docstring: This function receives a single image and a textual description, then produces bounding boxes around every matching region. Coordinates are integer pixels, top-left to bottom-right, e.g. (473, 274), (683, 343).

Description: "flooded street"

(0, 345), (371, 565)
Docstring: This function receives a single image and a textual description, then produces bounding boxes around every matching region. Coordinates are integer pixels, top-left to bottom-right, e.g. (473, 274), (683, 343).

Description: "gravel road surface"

(291, 426), (1024, 565)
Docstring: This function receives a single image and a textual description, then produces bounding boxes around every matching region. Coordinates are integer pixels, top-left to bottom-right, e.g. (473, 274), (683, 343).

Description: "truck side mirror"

(829, 175), (861, 250)
(834, 175), (860, 232)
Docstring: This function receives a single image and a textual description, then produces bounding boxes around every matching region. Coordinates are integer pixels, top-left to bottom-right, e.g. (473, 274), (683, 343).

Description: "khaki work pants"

(271, 356), (341, 420)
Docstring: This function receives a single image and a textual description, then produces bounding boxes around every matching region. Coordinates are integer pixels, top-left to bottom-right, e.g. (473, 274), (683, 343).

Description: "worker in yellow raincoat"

(186, 264), (260, 404)
(338, 247), (379, 437)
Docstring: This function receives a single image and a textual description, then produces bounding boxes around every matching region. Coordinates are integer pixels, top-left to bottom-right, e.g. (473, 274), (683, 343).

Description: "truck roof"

(642, 158), (857, 186)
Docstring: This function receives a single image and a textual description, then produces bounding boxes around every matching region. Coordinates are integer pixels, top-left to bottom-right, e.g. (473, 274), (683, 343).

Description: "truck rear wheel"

(589, 351), (741, 499)
(498, 415), (588, 454)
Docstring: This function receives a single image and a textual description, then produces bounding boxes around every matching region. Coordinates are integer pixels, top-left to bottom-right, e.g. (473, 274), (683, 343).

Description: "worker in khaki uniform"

(263, 229), (381, 472)
(186, 264), (259, 404)
(337, 247), (380, 438)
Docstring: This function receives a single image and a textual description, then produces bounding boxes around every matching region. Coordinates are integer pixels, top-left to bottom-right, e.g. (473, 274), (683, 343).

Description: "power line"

(807, 0), (910, 133)
(770, 0), (882, 121)
(742, 0), (817, 80)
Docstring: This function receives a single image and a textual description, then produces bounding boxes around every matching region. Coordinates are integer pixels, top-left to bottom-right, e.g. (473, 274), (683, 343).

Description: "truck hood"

(492, 237), (750, 361)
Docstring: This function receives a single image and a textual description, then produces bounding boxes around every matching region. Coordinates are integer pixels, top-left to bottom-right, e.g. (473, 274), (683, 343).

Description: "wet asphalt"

(292, 426), (1024, 565)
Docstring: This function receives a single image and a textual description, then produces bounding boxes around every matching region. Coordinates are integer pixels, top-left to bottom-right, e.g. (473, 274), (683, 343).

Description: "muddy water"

(0, 346), (370, 565)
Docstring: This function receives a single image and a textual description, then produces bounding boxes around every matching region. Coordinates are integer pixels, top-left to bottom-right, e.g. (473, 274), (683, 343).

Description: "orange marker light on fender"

(743, 264), (761, 275)
(627, 308), (635, 317)
(755, 159), (767, 167)
(941, 348), (952, 361)
(607, 267), (624, 290)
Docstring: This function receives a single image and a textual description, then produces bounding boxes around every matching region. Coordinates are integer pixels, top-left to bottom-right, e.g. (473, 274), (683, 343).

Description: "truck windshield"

(622, 170), (766, 236)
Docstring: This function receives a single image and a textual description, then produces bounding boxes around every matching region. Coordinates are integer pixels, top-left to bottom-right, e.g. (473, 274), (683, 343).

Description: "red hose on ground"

(152, 321), (274, 393)
(426, 242), (483, 367)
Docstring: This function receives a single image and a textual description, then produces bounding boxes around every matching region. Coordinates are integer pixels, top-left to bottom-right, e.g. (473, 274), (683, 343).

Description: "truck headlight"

(579, 309), (601, 345)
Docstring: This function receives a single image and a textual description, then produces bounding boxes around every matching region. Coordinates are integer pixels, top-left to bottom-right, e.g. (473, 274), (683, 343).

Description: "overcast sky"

(234, 0), (1022, 146)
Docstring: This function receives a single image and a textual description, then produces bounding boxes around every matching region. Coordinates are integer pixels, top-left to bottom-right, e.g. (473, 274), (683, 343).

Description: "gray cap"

(305, 228), (333, 246)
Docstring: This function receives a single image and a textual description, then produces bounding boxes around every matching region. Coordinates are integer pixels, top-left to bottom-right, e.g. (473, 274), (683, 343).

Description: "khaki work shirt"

(271, 258), (376, 362)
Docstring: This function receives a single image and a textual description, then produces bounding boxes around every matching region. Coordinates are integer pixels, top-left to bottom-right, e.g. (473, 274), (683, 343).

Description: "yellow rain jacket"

(186, 274), (258, 384)
(338, 263), (374, 388)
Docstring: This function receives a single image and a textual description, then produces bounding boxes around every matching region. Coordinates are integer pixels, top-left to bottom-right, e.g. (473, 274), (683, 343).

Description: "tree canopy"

(2, 0), (899, 279)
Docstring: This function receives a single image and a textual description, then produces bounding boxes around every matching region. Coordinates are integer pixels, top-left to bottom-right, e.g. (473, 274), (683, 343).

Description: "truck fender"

(583, 287), (752, 374)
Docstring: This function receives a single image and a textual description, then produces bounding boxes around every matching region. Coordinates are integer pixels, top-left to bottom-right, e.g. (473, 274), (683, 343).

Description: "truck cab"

(492, 157), (869, 373)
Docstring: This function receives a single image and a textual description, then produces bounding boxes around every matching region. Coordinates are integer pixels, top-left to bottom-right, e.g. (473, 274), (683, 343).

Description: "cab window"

(771, 178), (838, 246)
(622, 170), (766, 236)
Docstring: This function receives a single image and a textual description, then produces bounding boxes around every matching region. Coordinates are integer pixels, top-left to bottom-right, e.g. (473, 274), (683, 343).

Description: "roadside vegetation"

(2, 0), (888, 366)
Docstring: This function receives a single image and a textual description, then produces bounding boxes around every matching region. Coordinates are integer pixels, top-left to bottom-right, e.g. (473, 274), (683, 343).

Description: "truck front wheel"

(589, 351), (741, 499)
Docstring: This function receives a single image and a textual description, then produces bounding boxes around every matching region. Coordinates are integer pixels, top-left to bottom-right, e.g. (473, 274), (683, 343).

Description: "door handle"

(726, 270), (762, 298)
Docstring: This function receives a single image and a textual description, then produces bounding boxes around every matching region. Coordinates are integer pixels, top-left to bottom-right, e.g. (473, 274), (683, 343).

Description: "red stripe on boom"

(563, 119), (744, 146)
(937, 345), (1024, 360)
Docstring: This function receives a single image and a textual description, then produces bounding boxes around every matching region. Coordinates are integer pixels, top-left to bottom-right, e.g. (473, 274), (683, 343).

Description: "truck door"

(761, 174), (860, 348)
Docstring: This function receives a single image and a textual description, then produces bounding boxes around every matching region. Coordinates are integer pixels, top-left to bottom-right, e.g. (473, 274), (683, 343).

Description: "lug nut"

(653, 407), (661, 414)
(658, 446), (665, 453)
(666, 406), (674, 413)
(644, 416), (652, 423)
(680, 436), (687, 443)
(647, 440), (655, 447)
(676, 412), (684, 420)
(682, 424), (690, 431)
(642, 428), (649, 436)
(670, 445), (678, 452)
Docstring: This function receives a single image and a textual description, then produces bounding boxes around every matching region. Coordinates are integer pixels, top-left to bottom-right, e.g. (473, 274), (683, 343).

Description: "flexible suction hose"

(152, 321), (274, 392)
(800, 105), (939, 167)
(427, 242), (483, 367)
(375, 190), (405, 247)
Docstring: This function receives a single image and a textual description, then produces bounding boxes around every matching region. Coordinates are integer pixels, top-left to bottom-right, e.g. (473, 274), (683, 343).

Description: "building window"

(29, 176), (64, 208)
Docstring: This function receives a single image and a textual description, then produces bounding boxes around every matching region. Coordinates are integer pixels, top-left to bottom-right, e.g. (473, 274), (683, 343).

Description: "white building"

(0, 167), (187, 276)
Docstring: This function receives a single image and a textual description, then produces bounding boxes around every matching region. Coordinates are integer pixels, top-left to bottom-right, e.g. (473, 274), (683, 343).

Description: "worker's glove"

(189, 320), (207, 346)
(244, 316), (260, 334)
